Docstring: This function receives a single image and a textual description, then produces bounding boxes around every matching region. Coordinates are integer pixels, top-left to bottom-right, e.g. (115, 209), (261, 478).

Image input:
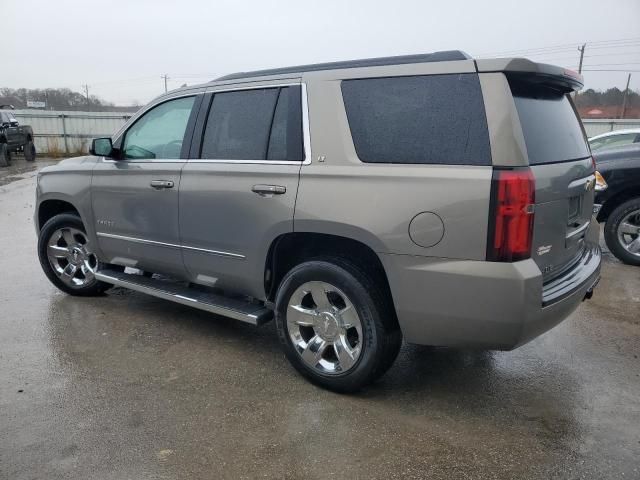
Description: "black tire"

(275, 257), (402, 393)
(0, 143), (11, 167)
(24, 140), (36, 161)
(604, 197), (640, 266)
(38, 213), (112, 296)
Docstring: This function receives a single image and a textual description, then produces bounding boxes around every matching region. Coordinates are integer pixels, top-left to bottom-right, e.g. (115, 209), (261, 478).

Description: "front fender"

(36, 156), (102, 257)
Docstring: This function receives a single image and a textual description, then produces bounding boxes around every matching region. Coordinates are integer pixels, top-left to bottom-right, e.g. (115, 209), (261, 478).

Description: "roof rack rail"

(214, 50), (471, 82)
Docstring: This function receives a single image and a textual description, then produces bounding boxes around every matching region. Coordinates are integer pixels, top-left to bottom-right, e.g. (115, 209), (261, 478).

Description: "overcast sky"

(4, 0), (640, 105)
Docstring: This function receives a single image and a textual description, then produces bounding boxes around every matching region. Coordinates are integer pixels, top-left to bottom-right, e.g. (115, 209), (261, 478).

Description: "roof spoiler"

(475, 58), (584, 92)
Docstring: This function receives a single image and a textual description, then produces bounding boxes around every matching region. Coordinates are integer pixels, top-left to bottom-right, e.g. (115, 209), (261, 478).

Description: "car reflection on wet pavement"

(1, 158), (639, 479)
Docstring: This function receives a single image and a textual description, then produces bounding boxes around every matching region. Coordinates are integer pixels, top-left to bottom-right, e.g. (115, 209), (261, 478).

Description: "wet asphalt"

(1, 158), (639, 480)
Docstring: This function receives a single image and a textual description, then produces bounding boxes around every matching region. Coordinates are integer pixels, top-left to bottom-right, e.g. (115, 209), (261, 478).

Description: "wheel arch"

(598, 186), (640, 222)
(264, 231), (396, 312)
(37, 198), (81, 231)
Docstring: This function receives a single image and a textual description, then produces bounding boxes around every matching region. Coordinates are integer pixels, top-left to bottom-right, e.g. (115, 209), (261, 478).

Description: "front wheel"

(275, 258), (402, 392)
(604, 198), (640, 266)
(38, 213), (111, 295)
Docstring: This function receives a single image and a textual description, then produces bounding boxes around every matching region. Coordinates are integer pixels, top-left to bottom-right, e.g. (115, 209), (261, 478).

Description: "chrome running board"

(95, 268), (273, 325)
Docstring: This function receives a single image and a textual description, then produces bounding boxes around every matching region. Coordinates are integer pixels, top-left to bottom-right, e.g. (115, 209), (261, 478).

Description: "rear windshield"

(510, 82), (590, 165)
(341, 74), (491, 165)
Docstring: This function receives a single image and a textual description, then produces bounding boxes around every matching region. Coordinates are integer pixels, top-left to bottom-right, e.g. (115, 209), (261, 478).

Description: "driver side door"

(91, 93), (201, 277)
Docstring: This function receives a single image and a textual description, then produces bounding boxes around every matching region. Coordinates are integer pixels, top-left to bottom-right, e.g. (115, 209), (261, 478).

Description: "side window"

(200, 86), (303, 161)
(590, 134), (637, 152)
(604, 133), (636, 150)
(122, 96), (195, 160)
(341, 74), (491, 165)
(268, 87), (303, 161)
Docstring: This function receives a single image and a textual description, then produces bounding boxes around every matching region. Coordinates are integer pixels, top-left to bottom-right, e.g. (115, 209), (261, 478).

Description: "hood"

(40, 155), (98, 174)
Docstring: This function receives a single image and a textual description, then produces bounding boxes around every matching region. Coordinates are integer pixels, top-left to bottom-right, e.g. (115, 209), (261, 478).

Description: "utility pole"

(573, 44), (586, 100)
(82, 84), (90, 105)
(577, 43), (586, 74)
(161, 74), (169, 93)
(620, 73), (632, 119)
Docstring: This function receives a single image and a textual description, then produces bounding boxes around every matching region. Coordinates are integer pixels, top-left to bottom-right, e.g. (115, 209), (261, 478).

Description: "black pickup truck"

(595, 143), (640, 266)
(0, 106), (36, 166)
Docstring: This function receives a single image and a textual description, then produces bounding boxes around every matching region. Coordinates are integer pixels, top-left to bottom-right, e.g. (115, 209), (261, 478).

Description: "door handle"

(252, 184), (286, 196)
(150, 180), (174, 189)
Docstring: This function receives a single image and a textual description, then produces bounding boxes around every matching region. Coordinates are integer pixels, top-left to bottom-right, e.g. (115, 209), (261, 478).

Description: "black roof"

(215, 50), (471, 81)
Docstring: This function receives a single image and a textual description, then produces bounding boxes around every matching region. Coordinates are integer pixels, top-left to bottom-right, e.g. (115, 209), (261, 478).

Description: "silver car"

(35, 51), (601, 391)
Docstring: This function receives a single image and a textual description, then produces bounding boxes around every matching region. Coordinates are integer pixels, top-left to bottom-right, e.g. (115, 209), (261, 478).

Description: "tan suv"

(35, 51), (601, 391)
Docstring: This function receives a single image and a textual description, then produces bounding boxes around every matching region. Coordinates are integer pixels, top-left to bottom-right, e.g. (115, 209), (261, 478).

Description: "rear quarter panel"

(296, 68), (492, 260)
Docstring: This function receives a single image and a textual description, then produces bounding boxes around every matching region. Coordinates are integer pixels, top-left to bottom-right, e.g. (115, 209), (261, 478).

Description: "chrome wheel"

(617, 209), (640, 258)
(287, 281), (363, 375)
(46, 227), (98, 287)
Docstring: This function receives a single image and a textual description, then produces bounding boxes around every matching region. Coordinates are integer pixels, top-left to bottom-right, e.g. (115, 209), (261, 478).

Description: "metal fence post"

(60, 114), (69, 154)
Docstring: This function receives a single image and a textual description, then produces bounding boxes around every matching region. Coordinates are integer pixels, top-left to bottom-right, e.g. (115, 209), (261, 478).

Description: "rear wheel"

(0, 143), (11, 167)
(38, 213), (112, 295)
(604, 198), (640, 266)
(24, 140), (36, 161)
(275, 258), (402, 392)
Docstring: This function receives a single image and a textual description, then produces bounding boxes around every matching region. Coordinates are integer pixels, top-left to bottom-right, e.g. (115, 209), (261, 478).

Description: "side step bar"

(95, 268), (273, 326)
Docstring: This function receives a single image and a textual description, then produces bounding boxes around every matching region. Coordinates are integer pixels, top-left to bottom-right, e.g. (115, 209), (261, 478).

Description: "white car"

(589, 129), (640, 152)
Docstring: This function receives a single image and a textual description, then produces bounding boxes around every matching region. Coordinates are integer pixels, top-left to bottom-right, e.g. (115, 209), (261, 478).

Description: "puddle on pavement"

(0, 157), (59, 186)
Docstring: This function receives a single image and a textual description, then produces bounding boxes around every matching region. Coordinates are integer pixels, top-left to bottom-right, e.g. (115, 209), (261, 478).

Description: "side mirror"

(90, 137), (114, 157)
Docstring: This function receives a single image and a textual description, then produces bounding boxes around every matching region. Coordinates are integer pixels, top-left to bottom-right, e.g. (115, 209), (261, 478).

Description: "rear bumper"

(380, 224), (601, 350)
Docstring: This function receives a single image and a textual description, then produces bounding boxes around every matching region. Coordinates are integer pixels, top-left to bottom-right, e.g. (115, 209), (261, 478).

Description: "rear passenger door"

(179, 83), (307, 298)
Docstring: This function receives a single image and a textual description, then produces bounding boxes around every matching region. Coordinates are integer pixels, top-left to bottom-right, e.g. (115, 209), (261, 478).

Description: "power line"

(586, 43), (640, 51)
(583, 62), (640, 67)
(478, 37), (640, 58)
(89, 76), (159, 86)
(524, 49), (640, 60)
(586, 36), (640, 45)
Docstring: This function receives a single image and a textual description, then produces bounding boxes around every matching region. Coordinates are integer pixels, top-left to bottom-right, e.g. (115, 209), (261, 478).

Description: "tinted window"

(341, 74), (491, 165)
(123, 96), (195, 160)
(510, 83), (590, 165)
(202, 89), (278, 160)
(201, 87), (303, 161)
(268, 86), (304, 161)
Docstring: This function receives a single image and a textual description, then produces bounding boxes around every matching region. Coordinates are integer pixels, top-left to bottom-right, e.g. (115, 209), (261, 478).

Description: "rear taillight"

(487, 168), (535, 262)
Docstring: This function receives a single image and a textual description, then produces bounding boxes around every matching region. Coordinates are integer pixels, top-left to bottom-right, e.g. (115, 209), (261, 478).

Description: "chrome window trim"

(96, 232), (245, 259)
(194, 82), (312, 166)
(101, 158), (187, 164)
